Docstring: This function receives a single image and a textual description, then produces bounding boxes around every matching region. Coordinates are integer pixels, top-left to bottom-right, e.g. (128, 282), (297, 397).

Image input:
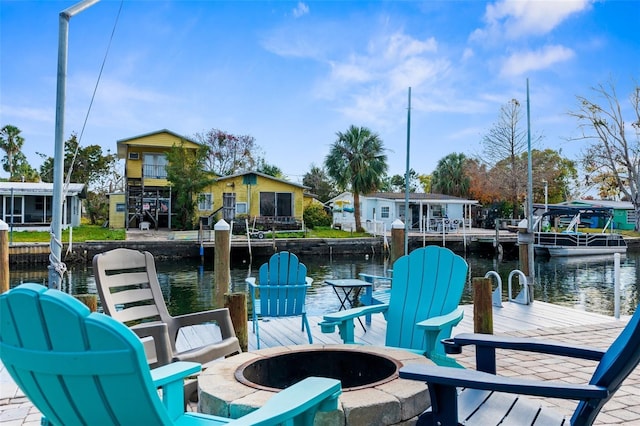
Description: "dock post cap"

(392, 219), (404, 229)
(0, 219), (7, 231)
(517, 218), (528, 232)
(214, 219), (230, 231)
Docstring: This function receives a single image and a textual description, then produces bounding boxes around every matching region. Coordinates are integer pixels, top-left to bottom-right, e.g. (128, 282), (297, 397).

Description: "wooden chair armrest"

(322, 303), (389, 324)
(172, 308), (236, 339)
(151, 361), (202, 418)
(131, 322), (172, 366)
(449, 333), (605, 360)
(399, 364), (609, 400)
(416, 307), (464, 331)
(225, 377), (342, 425)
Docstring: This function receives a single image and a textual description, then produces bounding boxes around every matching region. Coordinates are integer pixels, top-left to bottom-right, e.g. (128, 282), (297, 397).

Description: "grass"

(5, 224), (367, 243)
(280, 226), (371, 239)
(7, 225), (126, 243)
(8, 224), (638, 243)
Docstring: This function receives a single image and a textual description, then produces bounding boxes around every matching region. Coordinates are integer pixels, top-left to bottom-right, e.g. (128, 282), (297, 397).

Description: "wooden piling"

(0, 220), (8, 294)
(225, 292), (248, 352)
(473, 277), (493, 334)
(214, 220), (231, 309)
(391, 219), (405, 264)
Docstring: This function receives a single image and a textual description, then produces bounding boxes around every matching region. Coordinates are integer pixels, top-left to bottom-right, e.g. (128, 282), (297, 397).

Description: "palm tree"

(432, 153), (470, 197)
(0, 125), (25, 178)
(325, 125), (387, 232)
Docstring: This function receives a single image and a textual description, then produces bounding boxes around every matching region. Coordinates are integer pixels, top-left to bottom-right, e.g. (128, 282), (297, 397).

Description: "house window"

(627, 210), (636, 225)
(223, 193), (236, 222)
(381, 206), (390, 218)
(236, 202), (247, 214)
(143, 153), (168, 179)
(259, 192), (292, 217)
(198, 193), (213, 211)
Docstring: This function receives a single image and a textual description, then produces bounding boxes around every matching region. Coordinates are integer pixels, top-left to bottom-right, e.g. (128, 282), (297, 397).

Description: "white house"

(328, 192), (479, 234)
(0, 182), (85, 231)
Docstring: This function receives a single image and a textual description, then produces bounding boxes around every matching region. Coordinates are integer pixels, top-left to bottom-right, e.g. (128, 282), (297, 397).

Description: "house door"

(223, 193), (236, 222)
(4, 196), (23, 224)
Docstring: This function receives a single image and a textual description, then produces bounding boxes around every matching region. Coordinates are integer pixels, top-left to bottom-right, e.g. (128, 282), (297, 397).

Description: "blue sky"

(1, 0), (638, 190)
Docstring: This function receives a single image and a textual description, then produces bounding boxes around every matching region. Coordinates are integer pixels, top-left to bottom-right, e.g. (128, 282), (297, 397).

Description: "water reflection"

(8, 251), (639, 317)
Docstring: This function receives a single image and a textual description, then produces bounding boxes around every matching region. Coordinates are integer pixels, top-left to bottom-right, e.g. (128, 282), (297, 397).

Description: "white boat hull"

(534, 232), (627, 257)
(545, 246), (627, 257)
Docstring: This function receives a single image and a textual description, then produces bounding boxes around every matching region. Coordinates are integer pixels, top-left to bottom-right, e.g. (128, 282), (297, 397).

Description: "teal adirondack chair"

(246, 252), (313, 349)
(320, 245), (468, 366)
(0, 284), (342, 426)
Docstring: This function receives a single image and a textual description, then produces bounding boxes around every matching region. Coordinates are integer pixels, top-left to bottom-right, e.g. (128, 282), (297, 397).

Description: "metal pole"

(404, 87), (411, 255)
(526, 79), (535, 289)
(49, 0), (100, 289)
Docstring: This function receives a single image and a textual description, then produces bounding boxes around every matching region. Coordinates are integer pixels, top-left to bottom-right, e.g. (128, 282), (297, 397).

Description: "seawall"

(7, 234), (517, 265)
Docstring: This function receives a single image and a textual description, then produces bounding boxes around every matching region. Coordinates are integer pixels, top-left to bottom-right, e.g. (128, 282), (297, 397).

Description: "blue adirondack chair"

(399, 304), (640, 425)
(320, 245), (468, 366)
(0, 284), (342, 426)
(246, 252), (313, 349)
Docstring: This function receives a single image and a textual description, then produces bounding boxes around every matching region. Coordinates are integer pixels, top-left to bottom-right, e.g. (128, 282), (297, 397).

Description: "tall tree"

(418, 174), (432, 193)
(385, 169), (419, 193)
(195, 129), (258, 176)
(38, 133), (117, 190)
(570, 80), (640, 229)
(432, 153), (470, 197)
(0, 125), (25, 179)
(256, 160), (285, 179)
(303, 164), (336, 202)
(325, 125), (388, 232)
(2, 151), (39, 182)
(165, 141), (213, 230)
(480, 99), (542, 219)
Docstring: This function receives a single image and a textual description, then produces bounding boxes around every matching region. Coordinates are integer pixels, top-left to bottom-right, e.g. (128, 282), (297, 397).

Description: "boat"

(533, 206), (627, 257)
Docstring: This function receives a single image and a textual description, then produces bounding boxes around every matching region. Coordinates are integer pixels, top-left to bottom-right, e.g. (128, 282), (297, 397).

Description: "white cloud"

(474, 0), (593, 40)
(0, 104), (53, 123)
(292, 2), (309, 18)
(501, 45), (575, 76)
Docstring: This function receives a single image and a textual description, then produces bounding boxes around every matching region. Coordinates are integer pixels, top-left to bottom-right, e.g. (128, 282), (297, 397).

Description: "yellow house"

(199, 172), (309, 228)
(116, 129), (201, 229)
(112, 129), (310, 230)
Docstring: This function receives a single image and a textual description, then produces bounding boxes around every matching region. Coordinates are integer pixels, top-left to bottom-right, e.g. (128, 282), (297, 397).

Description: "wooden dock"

(175, 301), (640, 424)
(177, 300), (626, 352)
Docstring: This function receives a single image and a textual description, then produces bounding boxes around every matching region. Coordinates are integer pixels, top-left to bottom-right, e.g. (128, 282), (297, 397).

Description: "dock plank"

(178, 301), (623, 352)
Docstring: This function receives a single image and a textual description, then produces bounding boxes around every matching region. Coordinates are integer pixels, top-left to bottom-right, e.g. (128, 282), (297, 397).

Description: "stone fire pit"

(198, 344), (432, 425)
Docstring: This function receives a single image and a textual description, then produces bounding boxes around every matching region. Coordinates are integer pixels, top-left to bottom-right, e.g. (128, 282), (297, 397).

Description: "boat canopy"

(540, 206), (614, 219)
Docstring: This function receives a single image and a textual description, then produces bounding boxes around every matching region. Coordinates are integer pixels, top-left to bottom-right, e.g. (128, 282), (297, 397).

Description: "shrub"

(304, 204), (332, 229)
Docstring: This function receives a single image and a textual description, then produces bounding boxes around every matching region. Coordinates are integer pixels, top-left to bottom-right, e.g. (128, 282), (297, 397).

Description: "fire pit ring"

(235, 348), (401, 392)
(198, 344), (433, 425)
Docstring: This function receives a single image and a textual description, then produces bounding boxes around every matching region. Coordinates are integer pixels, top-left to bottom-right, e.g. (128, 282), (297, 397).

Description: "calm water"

(9, 250), (640, 317)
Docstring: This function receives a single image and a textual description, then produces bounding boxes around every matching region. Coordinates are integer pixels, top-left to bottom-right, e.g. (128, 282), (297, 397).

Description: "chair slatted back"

(385, 246), (468, 351)
(94, 248), (171, 330)
(0, 284), (170, 425)
(257, 252), (309, 317)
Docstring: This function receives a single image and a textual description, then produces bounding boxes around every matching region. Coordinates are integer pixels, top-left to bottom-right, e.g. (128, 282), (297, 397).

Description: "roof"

(116, 129), (200, 157)
(216, 171), (309, 190)
(567, 199), (634, 210)
(0, 182), (85, 196)
(367, 192), (478, 203)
